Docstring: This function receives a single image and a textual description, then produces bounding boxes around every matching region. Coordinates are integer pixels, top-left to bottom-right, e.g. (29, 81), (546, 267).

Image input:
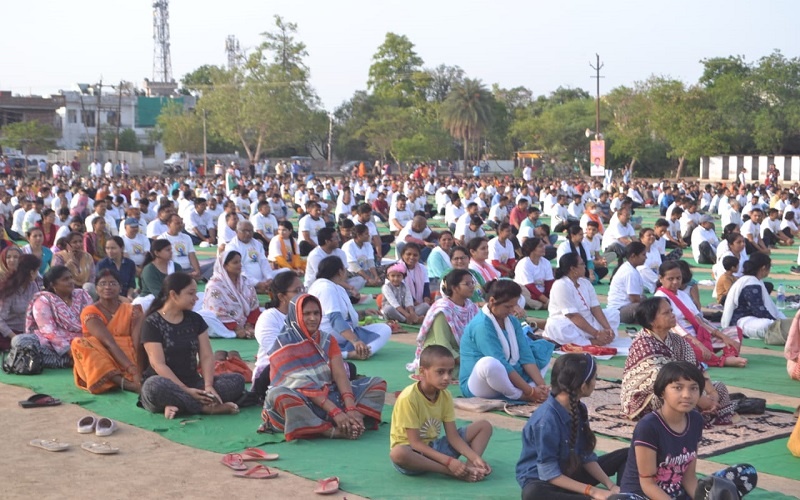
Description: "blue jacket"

(459, 311), (535, 397)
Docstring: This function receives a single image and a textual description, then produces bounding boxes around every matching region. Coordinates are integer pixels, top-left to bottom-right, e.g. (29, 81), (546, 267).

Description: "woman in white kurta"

(543, 253), (620, 346)
(637, 228), (662, 293)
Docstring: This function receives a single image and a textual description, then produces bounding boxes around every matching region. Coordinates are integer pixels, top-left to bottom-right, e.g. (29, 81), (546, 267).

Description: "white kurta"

(544, 277), (620, 345)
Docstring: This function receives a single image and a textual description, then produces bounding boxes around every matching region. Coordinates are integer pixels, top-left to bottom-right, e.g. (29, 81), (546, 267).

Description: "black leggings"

(521, 448), (628, 500)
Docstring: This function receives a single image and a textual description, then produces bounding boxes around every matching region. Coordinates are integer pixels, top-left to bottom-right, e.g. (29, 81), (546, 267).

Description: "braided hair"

(550, 353), (598, 475)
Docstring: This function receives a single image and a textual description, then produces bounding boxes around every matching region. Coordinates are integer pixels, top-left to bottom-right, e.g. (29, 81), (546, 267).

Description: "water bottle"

(777, 284), (786, 310)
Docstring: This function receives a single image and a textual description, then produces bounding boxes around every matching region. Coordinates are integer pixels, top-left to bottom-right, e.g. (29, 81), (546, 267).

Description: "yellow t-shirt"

(390, 382), (455, 449)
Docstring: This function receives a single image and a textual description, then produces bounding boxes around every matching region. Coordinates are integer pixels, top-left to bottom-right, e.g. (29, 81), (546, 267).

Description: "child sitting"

(715, 255), (739, 306)
(381, 262), (429, 324)
(390, 345), (493, 481)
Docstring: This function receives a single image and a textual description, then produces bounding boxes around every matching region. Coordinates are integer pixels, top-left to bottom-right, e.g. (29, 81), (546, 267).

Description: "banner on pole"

(590, 140), (605, 177)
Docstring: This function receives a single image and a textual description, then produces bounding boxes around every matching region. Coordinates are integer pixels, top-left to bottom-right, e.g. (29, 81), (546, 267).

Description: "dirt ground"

(0, 383), (363, 500)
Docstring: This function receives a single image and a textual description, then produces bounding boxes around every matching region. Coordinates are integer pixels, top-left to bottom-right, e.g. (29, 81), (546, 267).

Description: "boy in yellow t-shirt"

(390, 345), (493, 481)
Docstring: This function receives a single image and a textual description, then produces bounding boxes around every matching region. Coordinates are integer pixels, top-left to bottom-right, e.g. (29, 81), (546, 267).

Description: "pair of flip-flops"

(19, 394), (61, 409)
(221, 448), (280, 479)
(29, 439), (119, 455)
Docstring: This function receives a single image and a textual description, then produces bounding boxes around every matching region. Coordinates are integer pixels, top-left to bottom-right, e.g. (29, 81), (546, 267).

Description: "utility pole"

(114, 81), (123, 164)
(94, 79), (102, 162)
(589, 54), (604, 137)
(202, 109), (208, 175)
(327, 113), (333, 170)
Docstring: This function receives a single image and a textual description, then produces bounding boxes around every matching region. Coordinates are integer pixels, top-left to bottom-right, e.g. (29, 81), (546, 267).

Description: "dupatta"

(406, 296), (479, 372)
(203, 250), (259, 327)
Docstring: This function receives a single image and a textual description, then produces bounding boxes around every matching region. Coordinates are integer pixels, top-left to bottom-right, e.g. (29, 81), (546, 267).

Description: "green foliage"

(441, 78), (494, 163)
(102, 128), (140, 152)
(156, 101), (203, 154)
(180, 64), (225, 96)
(367, 33), (426, 105)
(0, 120), (57, 154)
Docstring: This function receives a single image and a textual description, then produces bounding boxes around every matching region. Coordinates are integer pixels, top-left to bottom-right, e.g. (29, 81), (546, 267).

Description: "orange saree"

(72, 303), (142, 394)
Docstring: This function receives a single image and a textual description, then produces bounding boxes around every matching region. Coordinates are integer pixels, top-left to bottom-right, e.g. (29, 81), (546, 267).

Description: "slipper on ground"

(29, 439), (70, 452)
(95, 417), (118, 437)
(19, 394), (61, 409)
(81, 442), (119, 455)
(240, 447), (279, 461)
(314, 476), (340, 495)
(77, 416), (97, 434)
(234, 464), (279, 479)
(220, 453), (248, 471)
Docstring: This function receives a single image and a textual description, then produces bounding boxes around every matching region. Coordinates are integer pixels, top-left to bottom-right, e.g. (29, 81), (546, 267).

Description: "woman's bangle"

(345, 406), (358, 413)
(327, 407), (343, 419)
(584, 484), (592, 496)
(341, 391), (354, 401)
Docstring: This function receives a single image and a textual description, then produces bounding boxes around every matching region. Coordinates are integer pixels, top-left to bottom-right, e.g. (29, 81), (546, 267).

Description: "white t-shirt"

(253, 308), (286, 379)
(147, 219), (170, 239)
(184, 209), (212, 236)
(691, 226), (719, 260)
(397, 220), (432, 243)
(250, 212), (279, 240)
(740, 219), (761, 244)
(225, 236), (273, 284)
(158, 232), (195, 269)
(342, 239), (375, 273)
(513, 257), (553, 293)
(487, 237), (515, 264)
(607, 262), (643, 310)
(122, 233), (151, 267)
(304, 246), (348, 288)
(299, 214), (326, 245)
(601, 219), (635, 251)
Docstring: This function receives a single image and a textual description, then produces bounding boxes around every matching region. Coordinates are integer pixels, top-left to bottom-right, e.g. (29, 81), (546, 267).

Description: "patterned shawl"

(620, 329), (698, 420)
(203, 249), (259, 327)
(268, 294), (334, 400)
(406, 296), (479, 372)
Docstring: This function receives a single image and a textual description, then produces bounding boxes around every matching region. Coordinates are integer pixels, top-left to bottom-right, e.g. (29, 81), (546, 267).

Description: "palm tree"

(441, 78), (493, 168)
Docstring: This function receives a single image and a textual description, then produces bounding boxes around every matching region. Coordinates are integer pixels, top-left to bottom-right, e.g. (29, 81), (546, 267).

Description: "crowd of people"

(3, 157), (800, 497)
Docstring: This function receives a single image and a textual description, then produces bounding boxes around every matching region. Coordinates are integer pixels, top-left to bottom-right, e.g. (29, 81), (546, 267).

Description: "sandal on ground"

(19, 394), (61, 409)
(234, 464), (279, 479)
(81, 442), (119, 455)
(503, 403), (538, 418)
(77, 416), (97, 434)
(220, 453), (248, 471)
(314, 476), (340, 495)
(95, 418), (118, 437)
(29, 439), (70, 452)
(239, 447), (279, 461)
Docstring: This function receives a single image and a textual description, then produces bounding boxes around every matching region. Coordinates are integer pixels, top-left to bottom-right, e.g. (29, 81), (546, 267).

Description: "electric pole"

(115, 81), (123, 164)
(94, 79), (102, 162)
(589, 54), (604, 137)
(327, 113), (333, 170)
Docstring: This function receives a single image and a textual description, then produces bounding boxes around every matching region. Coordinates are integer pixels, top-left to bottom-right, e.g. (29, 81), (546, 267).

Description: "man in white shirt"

(678, 202), (700, 243)
(444, 195), (464, 233)
(522, 165), (533, 182)
(741, 207), (769, 255)
(454, 202), (480, 241)
(22, 198), (44, 234)
(304, 227), (364, 294)
(601, 207), (636, 262)
(355, 203), (387, 263)
(158, 214), (203, 279)
(487, 196), (509, 229)
(121, 218), (150, 271)
(691, 215), (719, 264)
(298, 201), (327, 256)
(11, 198), (31, 238)
(388, 195), (414, 235)
(762, 207), (793, 247)
(146, 205), (174, 239)
(342, 224), (381, 287)
(85, 199), (119, 236)
(224, 220), (273, 293)
(721, 200), (743, 229)
(216, 200), (243, 247)
(250, 200), (279, 244)
(396, 215), (435, 262)
(183, 197), (215, 246)
(606, 242), (646, 324)
(549, 194), (570, 233)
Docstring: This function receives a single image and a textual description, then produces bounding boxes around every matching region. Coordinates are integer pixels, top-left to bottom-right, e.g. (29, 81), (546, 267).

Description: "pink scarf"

(406, 297), (479, 372)
(402, 261), (427, 304)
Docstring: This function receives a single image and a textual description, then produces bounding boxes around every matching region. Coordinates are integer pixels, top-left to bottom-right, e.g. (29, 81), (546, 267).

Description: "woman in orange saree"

(72, 269), (143, 394)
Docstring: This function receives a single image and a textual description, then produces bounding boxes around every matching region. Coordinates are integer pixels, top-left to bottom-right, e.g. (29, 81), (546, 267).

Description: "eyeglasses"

(289, 286), (307, 294)
(97, 281), (120, 288)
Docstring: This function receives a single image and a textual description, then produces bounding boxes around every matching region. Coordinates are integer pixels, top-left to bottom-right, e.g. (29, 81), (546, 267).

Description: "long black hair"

(442, 269), (473, 298)
(43, 265), (71, 292)
(0, 254), (41, 299)
(555, 252), (580, 280)
(145, 272), (195, 316)
(266, 270), (299, 309)
(278, 220), (296, 251)
(142, 239), (171, 268)
(550, 353), (597, 475)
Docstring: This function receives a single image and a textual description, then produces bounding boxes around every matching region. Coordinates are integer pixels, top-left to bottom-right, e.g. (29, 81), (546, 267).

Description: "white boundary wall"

(700, 155), (800, 183)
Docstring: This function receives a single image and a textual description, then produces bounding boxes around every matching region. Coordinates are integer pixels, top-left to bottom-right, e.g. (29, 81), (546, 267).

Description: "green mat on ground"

(709, 438), (800, 482)
(743, 338), (786, 352)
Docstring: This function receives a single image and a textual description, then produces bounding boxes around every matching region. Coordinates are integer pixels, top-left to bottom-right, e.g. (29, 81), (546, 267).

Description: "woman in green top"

(139, 240), (182, 296)
(407, 269), (479, 376)
(448, 246), (485, 305)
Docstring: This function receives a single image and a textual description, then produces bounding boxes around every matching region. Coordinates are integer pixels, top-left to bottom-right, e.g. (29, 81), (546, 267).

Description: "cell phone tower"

(152, 0), (173, 82)
(225, 35), (241, 70)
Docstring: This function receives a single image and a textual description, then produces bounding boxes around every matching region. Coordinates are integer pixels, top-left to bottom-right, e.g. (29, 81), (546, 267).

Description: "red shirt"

(509, 206), (527, 228)
(372, 199), (389, 215)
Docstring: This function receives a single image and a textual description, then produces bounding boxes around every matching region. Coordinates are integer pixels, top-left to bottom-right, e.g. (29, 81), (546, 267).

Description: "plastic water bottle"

(777, 284), (786, 310)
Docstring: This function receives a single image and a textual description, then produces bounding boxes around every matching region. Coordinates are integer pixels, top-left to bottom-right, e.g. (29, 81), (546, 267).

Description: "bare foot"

(348, 350), (370, 361)
(203, 402), (240, 415)
(123, 381), (142, 394)
(329, 426), (361, 440)
(724, 356), (748, 368)
(164, 406), (179, 419)
(460, 466), (486, 482)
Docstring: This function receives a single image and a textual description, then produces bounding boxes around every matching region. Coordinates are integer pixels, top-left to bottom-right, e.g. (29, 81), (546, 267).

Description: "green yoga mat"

(709, 438), (800, 483)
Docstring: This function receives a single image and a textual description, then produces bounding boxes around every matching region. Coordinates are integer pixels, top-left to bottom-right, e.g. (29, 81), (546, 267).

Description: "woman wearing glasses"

(252, 271), (304, 398)
(72, 268), (144, 393)
(406, 269), (480, 378)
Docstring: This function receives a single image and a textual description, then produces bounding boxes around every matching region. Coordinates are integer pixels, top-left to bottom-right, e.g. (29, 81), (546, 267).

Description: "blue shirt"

(96, 257), (137, 296)
(458, 311), (535, 397)
(516, 394), (598, 487)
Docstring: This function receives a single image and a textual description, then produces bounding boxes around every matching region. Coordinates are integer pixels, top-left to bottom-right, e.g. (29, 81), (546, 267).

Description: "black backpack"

(2, 342), (43, 375)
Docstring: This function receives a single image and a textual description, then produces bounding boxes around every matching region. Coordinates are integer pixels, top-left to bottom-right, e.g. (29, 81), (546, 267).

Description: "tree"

(425, 64), (465, 103)
(606, 84), (668, 176)
(441, 79), (494, 165)
(358, 106), (413, 162)
(156, 101), (203, 153)
(102, 128), (140, 152)
(750, 51), (800, 154)
(180, 64), (225, 96)
(367, 33), (425, 104)
(0, 120), (57, 154)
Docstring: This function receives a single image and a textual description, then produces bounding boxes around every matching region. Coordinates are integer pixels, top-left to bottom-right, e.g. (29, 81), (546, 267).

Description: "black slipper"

(19, 393), (62, 409)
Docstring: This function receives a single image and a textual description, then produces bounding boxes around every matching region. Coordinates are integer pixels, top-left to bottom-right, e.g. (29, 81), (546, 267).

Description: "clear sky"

(3, 0), (798, 109)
